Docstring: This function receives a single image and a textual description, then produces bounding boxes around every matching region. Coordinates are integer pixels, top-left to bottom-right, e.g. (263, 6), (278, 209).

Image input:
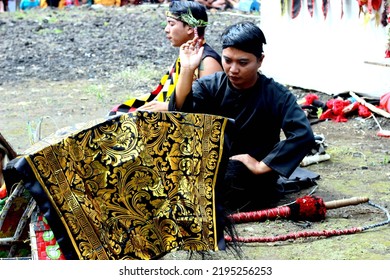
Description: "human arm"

(261, 91), (315, 177)
(139, 55), (222, 112)
(175, 38), (204, 110)
(227, 79), (315, 178)
(136, 101), (168, 112)
(138, 43), (221, 112)
(195, 0), (214, 8)
(198, 56), (223, 78)
(230, 154), (272, 175)
(210, 0), (227, 9)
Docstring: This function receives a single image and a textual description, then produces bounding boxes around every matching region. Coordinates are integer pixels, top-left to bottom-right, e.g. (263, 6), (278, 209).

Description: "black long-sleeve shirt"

(168, 72), (315, 178)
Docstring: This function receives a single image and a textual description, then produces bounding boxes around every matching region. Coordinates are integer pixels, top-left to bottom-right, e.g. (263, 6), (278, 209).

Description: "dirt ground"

(0, 4), (389, 260)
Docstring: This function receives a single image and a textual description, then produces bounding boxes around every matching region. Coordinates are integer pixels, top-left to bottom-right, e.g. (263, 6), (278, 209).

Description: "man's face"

(222, 47), (264, 90)
(164, 17), (193, 48)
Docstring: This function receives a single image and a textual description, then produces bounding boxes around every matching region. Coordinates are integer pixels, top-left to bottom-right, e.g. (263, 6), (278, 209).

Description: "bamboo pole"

(349, 91), (390, 118)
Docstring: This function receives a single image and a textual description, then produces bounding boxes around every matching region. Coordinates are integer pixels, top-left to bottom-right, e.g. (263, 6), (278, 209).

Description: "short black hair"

(168, 1), (208, 37)
(221, 21), (267, 58)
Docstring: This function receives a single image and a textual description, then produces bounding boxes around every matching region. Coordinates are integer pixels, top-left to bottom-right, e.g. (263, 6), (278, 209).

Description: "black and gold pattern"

(24, 111), (230, 260)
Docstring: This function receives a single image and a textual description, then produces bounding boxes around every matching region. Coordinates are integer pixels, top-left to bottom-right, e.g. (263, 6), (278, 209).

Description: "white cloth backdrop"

(260, 0), (389, 98)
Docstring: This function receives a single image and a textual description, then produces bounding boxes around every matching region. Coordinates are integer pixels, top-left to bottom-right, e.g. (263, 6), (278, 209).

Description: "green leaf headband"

(165, 9), (208, 28)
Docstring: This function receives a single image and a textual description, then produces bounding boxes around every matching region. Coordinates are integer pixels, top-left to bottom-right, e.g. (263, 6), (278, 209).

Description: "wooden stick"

(364, 61), (390, 67)
(349, 91), (390, 118)
(325, 197), (369, 209)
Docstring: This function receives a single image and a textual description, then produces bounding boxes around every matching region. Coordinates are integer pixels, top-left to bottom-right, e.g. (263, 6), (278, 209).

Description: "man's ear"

(187, 26), (195, 36)
(257, 54), (265, 67)
(259, 54), (265, 62)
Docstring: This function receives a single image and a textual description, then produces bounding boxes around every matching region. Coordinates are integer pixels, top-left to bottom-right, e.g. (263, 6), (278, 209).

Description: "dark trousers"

(220, 160), (282, 213)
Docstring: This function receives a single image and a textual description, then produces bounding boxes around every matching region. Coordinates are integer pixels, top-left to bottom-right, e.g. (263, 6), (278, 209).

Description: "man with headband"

(167, 21), (315, 213)
(160, 1), (222, 78)
(134, 1), (222, 113)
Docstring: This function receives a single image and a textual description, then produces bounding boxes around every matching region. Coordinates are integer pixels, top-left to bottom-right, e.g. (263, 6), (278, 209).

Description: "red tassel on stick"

(229, 206), (291, 223)
(225, 197), (390, 244)
(228, 195), (369, 223)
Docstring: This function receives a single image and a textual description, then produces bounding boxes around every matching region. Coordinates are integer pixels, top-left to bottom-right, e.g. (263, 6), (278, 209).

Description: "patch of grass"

(84, 84), (108, 102)
(13, 11), (27, 19)
(328, 145), (390, 168)
(52, 28), (63, 34)
(382, 154), (390, 165)
(113, 63), (161, 84)
(110, 63), (162, 99)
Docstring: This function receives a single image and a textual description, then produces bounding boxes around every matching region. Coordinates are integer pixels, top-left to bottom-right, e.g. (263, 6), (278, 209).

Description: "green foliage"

(383, 154), (390, 165)
(114, 64), (161, 83)
(36, 28), (63, 34)
(84, 84), (108, 102)
(180, 8), (208, 28)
